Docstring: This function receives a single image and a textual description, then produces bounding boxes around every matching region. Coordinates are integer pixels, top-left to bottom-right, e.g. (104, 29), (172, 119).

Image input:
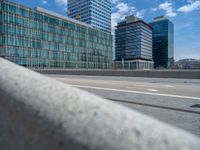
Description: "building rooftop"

(154, 16), (166, 20)
(117, 20), (152, 30)
(150, 16), (169, 23)
(125, 15), (141, 23)
(35, 7), (93, 28)
(116, 15), (152, 29)
(2, 0), (112, 34)
(177, 59), (200, 62)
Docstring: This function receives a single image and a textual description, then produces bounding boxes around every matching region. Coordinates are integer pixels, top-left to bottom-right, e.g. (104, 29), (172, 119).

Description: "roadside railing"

(0, 58), (200, 150)
(36, 69), (200, 79)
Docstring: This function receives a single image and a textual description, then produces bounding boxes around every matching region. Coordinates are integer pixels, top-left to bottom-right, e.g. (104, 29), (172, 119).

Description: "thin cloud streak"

(178, 0), (200, 13)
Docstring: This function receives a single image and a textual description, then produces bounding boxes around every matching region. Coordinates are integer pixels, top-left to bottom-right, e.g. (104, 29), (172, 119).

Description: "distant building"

(175, 59), (200, 69)
(68, 0), (111, 33)
(150, 16), (174, 69)
(0, 0), (113, 69)
(114, 15), (154, 70)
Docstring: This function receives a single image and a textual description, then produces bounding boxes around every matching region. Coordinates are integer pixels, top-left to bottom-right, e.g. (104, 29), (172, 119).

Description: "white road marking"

(70, 84), (200, 100)
(55, 77), (175, 89)
(147, 89), (159, 92)
(165, 85), (174, 88)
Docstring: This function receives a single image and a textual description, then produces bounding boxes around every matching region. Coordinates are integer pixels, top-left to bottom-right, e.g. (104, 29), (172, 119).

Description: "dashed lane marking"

(70, 84), (200, 100)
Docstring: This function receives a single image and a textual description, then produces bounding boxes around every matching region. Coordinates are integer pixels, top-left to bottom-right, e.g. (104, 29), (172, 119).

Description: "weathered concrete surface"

(0, 58), (200, 150)
(36, 69), (200, 79)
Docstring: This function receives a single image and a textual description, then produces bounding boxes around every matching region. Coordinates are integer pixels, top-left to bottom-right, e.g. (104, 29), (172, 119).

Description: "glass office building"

(150, 16), (174, 69)
(0, 0), (112, 69)
(68, 0), (111, 33)
(114, 15), (154, 70)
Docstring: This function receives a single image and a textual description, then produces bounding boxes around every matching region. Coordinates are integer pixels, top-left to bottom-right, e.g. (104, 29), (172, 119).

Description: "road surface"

(47, 74), (200, 137)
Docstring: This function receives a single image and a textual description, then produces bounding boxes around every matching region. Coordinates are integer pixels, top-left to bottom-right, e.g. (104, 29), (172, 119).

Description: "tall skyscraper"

(68, 0), (111, 33)
(150, 16), (174, 69)
(114, 15), (154, 70)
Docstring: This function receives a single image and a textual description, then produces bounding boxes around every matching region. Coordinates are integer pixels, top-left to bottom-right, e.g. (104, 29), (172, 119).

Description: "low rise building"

(0, 0), (113, 69)
(175, 59), (200, 69)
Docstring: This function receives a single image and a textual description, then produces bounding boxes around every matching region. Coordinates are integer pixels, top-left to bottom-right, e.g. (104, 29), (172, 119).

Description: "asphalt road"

(47, 74), (200, 137)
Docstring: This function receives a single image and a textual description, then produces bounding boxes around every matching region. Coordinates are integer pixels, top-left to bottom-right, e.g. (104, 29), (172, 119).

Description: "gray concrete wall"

(1, 58), (200, 150)
(36, 69), (200, 79)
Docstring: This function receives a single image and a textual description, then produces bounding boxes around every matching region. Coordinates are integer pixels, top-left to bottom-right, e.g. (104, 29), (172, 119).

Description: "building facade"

(68, 0), (111, 33)
(175, 59), (200, 69)
(150, 16), (174, 69)
(114, 15), (154, 70)
(0, 0), (112, 69)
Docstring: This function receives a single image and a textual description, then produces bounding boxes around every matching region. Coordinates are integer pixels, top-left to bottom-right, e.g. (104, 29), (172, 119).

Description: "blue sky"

(10, 0), (200, 60)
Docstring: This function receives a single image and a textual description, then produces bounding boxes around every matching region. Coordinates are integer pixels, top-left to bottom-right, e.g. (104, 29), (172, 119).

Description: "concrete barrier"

(0, 58), (200, 150)
(36, 69), (200, 79)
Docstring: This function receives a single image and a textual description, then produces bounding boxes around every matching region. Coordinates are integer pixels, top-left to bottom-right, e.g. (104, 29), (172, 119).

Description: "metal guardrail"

(0, 58), (200, 150)
(36, 69), (200, 79)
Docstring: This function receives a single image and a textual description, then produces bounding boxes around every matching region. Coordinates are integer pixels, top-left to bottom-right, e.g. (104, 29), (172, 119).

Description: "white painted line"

(70, 84), (200, 100)
(165, 85), (174, 88)
(147, 89), (159, 92)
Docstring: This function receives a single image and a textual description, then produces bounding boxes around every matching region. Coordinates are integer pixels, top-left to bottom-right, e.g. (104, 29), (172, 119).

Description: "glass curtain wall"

(0, 0), (113, 69)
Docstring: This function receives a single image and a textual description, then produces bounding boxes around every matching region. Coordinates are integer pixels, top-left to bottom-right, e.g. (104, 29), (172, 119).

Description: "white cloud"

(55, 0), (68, 13)
(178, 0), (200, 13)
(116, 2), (129, 13)
(159, 1), (177, 17)
(151, 7), (158, 12)
(111, 12), (125, 28)
(185, 23), (191, 27)
(55, 0), (68, 6)
(111, 2), (145, 33)
(111, 0), (121, 4)
(135, 10), (145, 18)
(41, 0), (47, 4)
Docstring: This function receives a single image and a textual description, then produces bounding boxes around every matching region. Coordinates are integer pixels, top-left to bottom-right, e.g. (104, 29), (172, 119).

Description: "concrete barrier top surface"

(0, 58), (200, 150)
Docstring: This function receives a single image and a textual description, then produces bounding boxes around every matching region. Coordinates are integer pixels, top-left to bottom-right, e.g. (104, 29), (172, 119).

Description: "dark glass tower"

(150, 16), (174, 69)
